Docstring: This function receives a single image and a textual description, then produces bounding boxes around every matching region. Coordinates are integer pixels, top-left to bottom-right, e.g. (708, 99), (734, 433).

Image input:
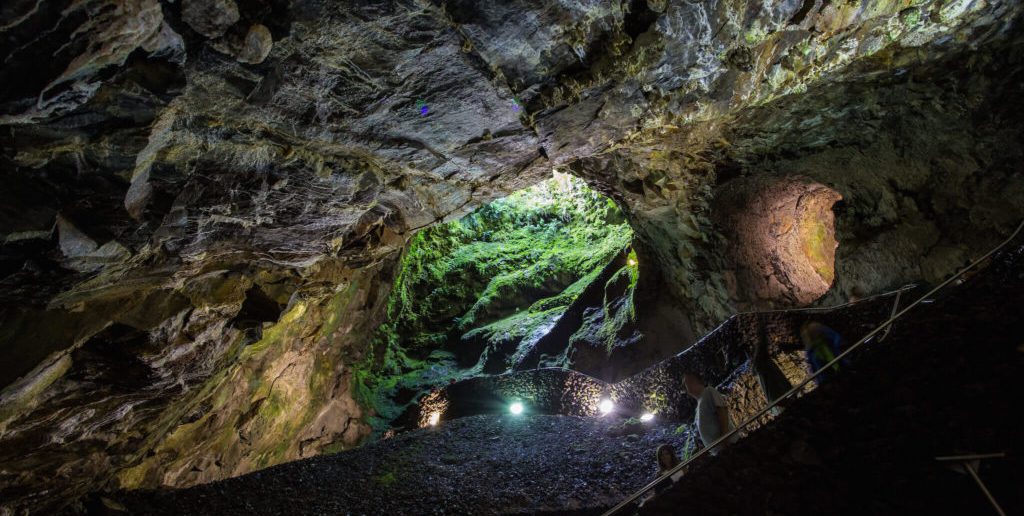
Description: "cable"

(602, 219), (1024, 516)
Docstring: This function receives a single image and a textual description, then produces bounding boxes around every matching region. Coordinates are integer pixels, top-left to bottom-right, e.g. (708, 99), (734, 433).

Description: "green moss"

(463, 306), (564, 349)
(528, 264), (603, 312)
(743, 23), (769, 46)
(899, 7), (922, 27)
(242, 302), (308, 357)
(387, 173), (630, 343)
(645, 390), (668, 414)
(795, 40), (813, 57)
(308, 352), (333, 393)
(800, 217), (836, 284)
(320, 442), (348, 455)
(261, 392), (290, 422)
(354, 174), (632, 431)
(568, 262), (638, 355)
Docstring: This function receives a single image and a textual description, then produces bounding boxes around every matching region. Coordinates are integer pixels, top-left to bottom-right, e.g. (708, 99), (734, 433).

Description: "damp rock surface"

(1, 0), (1024, 512)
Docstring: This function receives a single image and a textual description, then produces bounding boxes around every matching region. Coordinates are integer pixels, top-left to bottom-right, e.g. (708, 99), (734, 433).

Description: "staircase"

(610, 224), (1024, 515)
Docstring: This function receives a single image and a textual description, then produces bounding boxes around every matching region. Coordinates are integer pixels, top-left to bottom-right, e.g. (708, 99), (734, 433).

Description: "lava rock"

(182, 0), (240, 38)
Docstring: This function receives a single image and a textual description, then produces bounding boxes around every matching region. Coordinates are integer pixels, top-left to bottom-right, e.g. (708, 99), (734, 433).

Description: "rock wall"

(114, 263), (392, 489)
(400, 287), (907, 437)
(348, 175), (635, 433)
(1, 1), (547, 511)
(712, 177), (842, 309)
(0, 0), (1022, 512)
(642, 243), (1024, 515)
(409, 369), (608, 429)
(0, 258), (394, 510)
(574, 15), (1024, 335)
(723, 43), (1024, 307)
(610, 289), (905, 426)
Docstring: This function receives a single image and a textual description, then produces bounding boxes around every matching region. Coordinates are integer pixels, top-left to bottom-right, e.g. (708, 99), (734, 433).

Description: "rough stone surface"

(0, 0), (1022, 513)
(404, 369), (608, 430)
(236, 24), (274, 64)
(398, 286), (904, 434)
(181, 0), (241, 39)
(106, 244), (1024, 515)
(712, 177), (842, 308)
(642, 244), (1024, 515)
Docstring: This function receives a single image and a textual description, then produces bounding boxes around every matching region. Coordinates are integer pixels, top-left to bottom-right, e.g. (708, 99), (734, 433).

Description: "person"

(656, 444), (682, 476)
(682, 372), (738, 455)
(748, 324), (793, 415)
(800, 321), (845, 383)
(637, 444), (685, 508)
(653, 444), (684, 492)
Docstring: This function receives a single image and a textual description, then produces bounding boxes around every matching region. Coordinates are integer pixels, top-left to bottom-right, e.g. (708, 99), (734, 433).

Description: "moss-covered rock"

(355, 174), (632, 431)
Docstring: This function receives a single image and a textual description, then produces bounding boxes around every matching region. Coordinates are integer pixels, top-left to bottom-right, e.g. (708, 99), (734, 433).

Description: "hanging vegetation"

(354, 173), (633, 431)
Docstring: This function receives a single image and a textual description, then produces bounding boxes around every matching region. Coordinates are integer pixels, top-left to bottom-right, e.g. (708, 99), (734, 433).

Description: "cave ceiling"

(1, 0), (1023, 512)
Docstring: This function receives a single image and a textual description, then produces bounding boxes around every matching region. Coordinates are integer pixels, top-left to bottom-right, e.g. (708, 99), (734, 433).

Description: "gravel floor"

(107, 414), (690, 515)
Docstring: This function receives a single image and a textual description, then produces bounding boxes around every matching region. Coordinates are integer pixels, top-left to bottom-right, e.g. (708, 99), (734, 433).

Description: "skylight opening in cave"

(360, 172), (635, 429)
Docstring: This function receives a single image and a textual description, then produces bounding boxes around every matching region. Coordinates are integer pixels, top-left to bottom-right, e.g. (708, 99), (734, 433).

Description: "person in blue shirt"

(800, 321), (844, 383)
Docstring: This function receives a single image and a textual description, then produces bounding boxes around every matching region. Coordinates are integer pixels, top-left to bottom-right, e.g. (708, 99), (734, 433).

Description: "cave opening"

(3, 0), (1024, 512)
(359, 171), (638, 431)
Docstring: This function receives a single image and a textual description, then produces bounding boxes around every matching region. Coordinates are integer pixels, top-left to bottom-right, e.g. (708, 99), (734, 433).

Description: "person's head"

(798, 321), (831, 348)
(656, 444), (680, 472)
(682, 372), (705, 399)
(794, 321), (819, 348)
(849, 285), (866, 303)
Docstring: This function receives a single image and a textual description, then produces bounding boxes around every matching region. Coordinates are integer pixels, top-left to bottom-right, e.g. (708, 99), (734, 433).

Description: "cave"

(1, 0), (1023, 514)
(365, 172), (642, 429)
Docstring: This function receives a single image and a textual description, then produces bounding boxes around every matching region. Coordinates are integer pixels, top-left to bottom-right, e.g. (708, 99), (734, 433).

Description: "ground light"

(509, 402), (524, 415)
(428, 412), (441, 426)
(640, 413), (654, 422)
(598, 399), (614, 415)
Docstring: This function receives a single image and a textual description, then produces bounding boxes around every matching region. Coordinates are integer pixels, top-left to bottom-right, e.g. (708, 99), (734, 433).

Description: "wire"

(602, 219), (1024, 516)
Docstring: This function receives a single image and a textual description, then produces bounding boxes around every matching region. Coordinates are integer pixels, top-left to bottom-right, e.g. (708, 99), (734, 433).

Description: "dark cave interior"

(1, 0), (1023, 514)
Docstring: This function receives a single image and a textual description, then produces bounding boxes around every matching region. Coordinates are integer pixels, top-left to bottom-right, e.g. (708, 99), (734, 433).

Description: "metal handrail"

(878, 287), (903, 342)
(406, 284), (920, 429)
(602, 219), (1024, 516)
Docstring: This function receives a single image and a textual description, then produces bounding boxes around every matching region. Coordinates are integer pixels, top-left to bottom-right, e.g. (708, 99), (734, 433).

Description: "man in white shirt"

(683, 372), (739, 455)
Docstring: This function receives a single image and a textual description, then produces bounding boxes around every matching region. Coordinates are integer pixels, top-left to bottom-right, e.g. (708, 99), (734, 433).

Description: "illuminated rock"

(0, 0), (1022, 512)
